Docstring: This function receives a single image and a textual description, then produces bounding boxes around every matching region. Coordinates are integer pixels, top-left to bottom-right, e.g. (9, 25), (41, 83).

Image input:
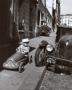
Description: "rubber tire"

(19, 62), (24, 73)
(35, 47), (45, 66)
(29, 56), (32, 64)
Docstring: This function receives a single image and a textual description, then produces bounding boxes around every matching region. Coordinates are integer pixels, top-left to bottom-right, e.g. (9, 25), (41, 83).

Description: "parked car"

(35, 26), (72, 74)
(55, 34), (72, 74)
(3, 38), (33, 73)
(37, 25), (51, 36)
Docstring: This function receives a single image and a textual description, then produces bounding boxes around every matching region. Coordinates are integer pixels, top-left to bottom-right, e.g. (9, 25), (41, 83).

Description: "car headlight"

(46, 44), (54, 52)
(66, 40), (69, 46)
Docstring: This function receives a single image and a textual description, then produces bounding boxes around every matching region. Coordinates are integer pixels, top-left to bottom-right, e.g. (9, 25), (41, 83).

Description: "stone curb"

(18, 64), (46, 90)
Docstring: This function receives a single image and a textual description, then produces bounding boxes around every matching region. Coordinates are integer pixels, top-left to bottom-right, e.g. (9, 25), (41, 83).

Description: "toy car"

(3, 38), (32, 73)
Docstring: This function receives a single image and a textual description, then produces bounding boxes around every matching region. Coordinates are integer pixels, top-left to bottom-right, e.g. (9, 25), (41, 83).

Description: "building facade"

(13, 0), (31, 39)
(13, 0), (52, 38)
(60, 14), (72, 27)
(52, 0), (60, 30)
(30, 0), (52, 37)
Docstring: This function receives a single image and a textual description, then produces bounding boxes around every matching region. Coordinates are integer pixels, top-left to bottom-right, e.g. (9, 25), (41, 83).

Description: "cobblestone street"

(39, 70), (72, 90)
(38, 31), (72, 90)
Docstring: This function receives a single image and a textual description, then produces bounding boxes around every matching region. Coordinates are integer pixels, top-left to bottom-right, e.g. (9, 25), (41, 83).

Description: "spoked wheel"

(35, 47), (46, 66)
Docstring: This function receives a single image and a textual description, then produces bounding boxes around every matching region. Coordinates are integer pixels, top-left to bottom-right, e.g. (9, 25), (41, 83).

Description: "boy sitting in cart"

(3, 38), (30, 72)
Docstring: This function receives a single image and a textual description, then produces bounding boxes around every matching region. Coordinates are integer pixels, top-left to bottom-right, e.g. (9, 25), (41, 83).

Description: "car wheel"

(19, 62), (24, 73)
(29, 56), (32, 64)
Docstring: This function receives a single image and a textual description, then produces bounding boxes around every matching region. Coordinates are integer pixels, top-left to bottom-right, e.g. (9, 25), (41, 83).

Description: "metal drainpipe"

(16, 0), (19, 31)
(35, 4), (38, 37)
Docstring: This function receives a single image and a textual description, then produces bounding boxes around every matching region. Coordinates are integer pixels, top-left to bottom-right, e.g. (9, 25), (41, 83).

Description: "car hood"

(59, 35), (72, 45)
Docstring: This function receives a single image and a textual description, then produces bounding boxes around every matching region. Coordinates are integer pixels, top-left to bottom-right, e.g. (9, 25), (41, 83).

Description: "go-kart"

(3, 38), (33, 73)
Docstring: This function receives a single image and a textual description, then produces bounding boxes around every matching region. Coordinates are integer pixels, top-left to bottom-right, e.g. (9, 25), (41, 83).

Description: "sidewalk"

(29, 31), (56, 48)
(0, 31), (56, 90)
(18, 63), (46, 90)
(18, 31), (57, 90)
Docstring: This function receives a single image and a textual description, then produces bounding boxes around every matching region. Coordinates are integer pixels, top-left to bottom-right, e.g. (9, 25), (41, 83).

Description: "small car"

(3, 38), (32, 73)
(38, 25), (51, 36)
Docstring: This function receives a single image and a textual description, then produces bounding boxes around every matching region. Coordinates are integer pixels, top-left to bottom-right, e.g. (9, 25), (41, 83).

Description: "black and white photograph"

(0, 0), (72, 90)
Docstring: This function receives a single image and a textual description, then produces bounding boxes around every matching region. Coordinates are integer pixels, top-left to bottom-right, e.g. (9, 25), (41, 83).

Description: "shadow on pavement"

(46, 64), (71, 75)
